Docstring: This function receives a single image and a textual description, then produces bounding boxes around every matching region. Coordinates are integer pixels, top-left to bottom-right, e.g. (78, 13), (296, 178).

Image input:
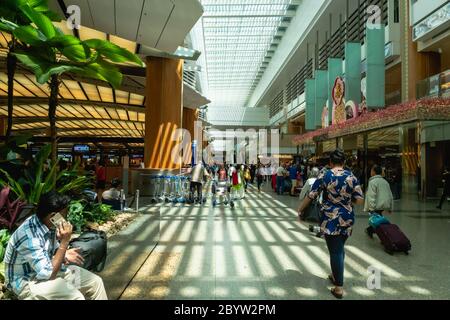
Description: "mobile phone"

(50, 212), (67, 228)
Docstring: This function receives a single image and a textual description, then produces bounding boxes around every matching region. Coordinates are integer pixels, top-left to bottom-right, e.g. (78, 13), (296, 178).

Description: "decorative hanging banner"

(332, 77), (346, 125)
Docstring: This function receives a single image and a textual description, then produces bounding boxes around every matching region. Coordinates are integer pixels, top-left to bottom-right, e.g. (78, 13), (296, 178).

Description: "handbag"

(303, 198), (321, 222)
(69, 230), (107, 272)
(369, 213), (390, 229)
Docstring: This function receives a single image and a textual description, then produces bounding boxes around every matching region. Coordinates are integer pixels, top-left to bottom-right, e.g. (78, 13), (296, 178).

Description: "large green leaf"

(14, 51), (82, 84)
(29, 0), (61, 21)
(73, 59), (123, 89)
(19, 3), (55, 39)
(49, 35), (92, 62)
(84, 39), (144, 66)
(1, 0), (60, 28)
(0, 169), (26, 200)
(0, 18), (18, 33)
(42, 162), (57, 195)
(13, 25), (46, 45)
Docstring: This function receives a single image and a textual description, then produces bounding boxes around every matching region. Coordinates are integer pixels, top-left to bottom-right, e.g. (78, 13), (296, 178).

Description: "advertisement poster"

(332, 77), (346, 124)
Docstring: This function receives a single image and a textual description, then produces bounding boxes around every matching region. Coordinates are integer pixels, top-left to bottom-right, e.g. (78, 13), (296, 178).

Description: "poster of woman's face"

(346, 105), (354, 119)
(345, 101), (357, 120)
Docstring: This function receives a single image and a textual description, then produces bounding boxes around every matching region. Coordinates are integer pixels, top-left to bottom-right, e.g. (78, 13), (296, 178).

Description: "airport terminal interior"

(0, 0), (450, 300)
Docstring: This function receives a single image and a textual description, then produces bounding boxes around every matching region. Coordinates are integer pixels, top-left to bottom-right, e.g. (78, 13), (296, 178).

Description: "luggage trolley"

(159, 175), (172, 203)
(211, 172), (234, 208)
(172, 173), (190, 204)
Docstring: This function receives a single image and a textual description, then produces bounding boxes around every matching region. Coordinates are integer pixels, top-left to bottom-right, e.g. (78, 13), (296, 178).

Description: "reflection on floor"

(119, 181), (450, 300)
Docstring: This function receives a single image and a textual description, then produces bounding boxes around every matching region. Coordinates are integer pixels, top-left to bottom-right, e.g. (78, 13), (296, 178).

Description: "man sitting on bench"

(102, 178), (122, 210)
(3, 191), (108, 300)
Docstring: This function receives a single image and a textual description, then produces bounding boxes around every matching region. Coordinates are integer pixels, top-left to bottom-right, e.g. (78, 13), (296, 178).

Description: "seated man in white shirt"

(3, 191), (108, 300)
(102, 178), (121, 201)
(101, 178), (122, 210)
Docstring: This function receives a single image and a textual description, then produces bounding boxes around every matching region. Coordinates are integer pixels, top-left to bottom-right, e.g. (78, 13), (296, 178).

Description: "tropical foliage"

(68, 199), (116, 233)
(0, 187), (26, 231)
(0, 144), (92, 206)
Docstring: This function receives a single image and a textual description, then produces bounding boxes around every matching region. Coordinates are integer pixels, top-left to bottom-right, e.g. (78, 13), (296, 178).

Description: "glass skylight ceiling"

(200, 0), (297, 109)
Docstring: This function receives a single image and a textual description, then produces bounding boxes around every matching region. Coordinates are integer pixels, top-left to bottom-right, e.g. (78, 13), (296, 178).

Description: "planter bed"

(82, 211), (140, 238)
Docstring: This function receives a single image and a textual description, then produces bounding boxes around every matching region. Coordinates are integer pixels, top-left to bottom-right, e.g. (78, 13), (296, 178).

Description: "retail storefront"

(293, 98), (450, 198)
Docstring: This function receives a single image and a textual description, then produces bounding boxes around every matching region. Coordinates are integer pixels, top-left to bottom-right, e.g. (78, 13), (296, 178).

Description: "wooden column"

(182, 107), (198, 165)
(144, 57), (183, 169)
(0, 116), (7, 136)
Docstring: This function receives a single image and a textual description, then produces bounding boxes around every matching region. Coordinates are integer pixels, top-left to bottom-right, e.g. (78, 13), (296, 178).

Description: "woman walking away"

(298, 149), (364, 299)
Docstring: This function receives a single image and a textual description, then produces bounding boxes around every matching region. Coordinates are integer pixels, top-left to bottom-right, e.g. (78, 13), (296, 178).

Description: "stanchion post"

(136, 189), (140, 212)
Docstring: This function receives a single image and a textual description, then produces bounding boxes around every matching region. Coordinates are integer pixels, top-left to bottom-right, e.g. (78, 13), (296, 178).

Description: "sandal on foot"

(330, 288), (343, 299)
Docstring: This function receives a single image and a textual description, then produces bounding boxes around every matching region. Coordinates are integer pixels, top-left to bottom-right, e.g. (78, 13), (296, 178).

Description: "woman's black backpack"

(69, 230), (107, 272)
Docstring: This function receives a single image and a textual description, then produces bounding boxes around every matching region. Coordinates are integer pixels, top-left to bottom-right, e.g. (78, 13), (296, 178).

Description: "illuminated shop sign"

(413, 3), (450, 41)
(73, 144), (90, 153)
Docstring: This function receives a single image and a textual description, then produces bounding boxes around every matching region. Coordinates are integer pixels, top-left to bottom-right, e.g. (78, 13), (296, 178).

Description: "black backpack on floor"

(69, 230), (107, 272)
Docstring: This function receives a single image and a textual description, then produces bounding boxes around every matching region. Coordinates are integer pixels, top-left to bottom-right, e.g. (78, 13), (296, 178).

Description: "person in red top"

(96, 159), (107, 202)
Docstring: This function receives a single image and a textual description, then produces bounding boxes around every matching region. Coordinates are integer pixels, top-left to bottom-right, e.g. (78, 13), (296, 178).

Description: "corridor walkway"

(119, 182), (450, 300)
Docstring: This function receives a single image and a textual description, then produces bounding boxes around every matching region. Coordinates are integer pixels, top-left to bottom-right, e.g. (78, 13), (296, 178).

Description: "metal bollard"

(121, 188), (126, 211)
(120, 189), (124, 211)
(136, 189), (140, 212)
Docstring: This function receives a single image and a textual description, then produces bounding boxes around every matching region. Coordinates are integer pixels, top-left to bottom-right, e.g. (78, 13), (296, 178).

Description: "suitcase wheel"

(385, 248), (394, 255)
(404, 251), (409, 255)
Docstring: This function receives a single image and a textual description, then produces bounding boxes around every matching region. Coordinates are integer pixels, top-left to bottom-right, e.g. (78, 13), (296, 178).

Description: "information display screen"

(73, 144), (90, 153)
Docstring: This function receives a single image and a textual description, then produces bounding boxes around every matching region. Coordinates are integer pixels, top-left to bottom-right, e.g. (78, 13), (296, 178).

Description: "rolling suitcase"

(375, 224), (411, 255)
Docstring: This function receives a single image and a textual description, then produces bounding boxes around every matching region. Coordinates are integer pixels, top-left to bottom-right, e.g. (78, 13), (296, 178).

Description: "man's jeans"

(276, 176), (284, 195)
(190, 181), (203, 202)
(324, 234), (348, 287)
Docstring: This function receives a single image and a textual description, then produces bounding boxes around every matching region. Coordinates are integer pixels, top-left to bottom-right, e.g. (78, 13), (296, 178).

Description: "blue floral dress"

(308, 168), (364, 236)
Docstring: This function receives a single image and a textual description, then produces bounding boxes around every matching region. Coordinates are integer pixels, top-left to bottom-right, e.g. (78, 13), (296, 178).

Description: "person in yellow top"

(244, 165), (251, 191)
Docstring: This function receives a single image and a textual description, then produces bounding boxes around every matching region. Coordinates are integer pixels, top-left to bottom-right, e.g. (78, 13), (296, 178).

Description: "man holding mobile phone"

(3, 191), (108, 300)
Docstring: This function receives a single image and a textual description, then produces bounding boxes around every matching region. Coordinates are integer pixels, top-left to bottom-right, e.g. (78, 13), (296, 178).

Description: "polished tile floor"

(120, 181), (450, 300)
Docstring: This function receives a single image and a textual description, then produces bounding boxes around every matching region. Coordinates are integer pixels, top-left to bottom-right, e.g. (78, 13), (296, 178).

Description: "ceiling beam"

(1, 136), (145, 144)
(0, 97), (145, 113)
(12, 117), (145, 125)
(11, 127), (141, 134)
